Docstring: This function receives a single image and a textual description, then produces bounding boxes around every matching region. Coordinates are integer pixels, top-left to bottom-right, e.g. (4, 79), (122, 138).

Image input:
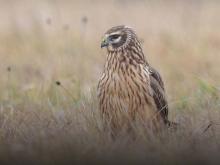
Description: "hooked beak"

(101, 36), (109, 48)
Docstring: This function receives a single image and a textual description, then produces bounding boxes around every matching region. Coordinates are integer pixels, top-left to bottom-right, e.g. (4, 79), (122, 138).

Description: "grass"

(0, 0), (220, 164)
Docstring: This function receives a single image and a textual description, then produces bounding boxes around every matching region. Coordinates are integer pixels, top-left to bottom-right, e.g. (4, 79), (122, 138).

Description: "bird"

(97, 25), (170, 133)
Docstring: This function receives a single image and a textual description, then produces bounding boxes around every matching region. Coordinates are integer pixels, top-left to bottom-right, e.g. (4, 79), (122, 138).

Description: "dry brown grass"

(0, 0), (220, 164)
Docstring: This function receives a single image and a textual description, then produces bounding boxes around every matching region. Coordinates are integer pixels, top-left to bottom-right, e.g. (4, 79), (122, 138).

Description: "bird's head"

(101, 25), (139, 52)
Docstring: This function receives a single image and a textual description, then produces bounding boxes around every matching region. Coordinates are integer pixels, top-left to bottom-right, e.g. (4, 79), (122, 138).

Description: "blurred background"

(0, 0), (220, 163)
(0, 0), (219, 99)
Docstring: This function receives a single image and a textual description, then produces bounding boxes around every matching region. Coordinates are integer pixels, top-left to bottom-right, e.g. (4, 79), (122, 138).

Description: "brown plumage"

(98, 25), (169, 131)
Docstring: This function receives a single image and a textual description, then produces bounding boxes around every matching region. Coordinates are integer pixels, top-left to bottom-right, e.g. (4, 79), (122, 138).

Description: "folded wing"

(149, 66), (169, 124)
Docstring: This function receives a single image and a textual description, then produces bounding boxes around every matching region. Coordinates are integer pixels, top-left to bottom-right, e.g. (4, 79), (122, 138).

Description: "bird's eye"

(110, 34), (120, 40)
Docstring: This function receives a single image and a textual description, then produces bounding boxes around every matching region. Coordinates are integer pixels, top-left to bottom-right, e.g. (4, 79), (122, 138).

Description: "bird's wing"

(149, 66), (169, 124)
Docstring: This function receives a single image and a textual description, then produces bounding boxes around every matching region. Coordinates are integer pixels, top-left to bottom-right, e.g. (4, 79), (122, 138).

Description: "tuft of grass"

(0, 0), (219, 164)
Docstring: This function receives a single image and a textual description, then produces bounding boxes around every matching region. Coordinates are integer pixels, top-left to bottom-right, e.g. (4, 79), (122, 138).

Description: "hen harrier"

(98, 25), (170, 131)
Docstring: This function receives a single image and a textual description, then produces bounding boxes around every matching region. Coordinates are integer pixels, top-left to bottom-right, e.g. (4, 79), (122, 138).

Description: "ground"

(0, 0), (219, 164)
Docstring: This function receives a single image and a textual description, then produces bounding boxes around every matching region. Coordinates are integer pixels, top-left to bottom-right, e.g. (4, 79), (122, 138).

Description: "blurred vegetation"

(0, 0), (219, 164)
